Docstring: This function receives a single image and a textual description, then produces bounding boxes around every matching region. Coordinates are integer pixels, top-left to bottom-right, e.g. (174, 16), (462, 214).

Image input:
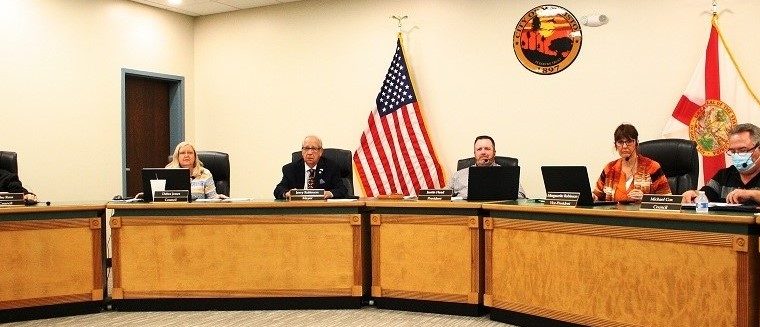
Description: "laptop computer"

(467, 166), (521, 201)
(541, 166), (615, 206)
(141, 168), (191, 202)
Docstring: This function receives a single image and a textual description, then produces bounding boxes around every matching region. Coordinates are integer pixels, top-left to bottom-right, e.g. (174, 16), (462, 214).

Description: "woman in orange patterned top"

(592, 124), (671, 202)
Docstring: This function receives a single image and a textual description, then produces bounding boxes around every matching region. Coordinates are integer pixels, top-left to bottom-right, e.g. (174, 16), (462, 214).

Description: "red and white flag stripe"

(354, 102), (445, 197)
(663, 19), (760, 184)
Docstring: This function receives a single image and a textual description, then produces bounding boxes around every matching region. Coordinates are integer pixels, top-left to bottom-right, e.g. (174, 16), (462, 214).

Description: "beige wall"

(0, 0), (194, 201)
(4, 0), (760, 201)
(194, 0), (760, 198)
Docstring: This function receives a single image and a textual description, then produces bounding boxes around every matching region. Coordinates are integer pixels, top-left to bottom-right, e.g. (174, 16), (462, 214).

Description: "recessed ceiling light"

(168, 0), (183, 6)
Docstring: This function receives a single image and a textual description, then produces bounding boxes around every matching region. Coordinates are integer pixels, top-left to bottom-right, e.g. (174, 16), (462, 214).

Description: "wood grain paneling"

(491, 299), (640, 327)
(371, 213), (479, 304)
(0, 294), (94, 310)
(491, 218), (735, 247)
(380, 289), (468, 303)
(486, 219), (743, 326)
(0, 217), (102, 309)
(112, 214), (360, 298)
(123, 288), (353, 299)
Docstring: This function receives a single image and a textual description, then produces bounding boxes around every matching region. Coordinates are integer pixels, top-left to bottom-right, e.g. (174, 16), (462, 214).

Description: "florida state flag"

(663, 16), (760, 184)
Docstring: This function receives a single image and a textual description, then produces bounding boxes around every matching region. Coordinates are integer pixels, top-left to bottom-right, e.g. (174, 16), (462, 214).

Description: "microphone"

(738, 156), (751, 168)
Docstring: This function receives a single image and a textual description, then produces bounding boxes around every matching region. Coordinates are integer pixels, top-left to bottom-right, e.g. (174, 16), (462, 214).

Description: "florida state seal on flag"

(663, 16), (760, 184)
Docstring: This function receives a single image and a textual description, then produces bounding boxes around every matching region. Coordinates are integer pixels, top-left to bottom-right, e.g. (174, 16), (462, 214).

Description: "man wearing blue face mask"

(682, 123), (760, 204)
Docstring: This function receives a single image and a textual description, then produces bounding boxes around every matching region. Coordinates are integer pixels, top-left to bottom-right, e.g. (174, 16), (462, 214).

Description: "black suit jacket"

(0, 169), (31, 194)
(273, 157), (348, 199)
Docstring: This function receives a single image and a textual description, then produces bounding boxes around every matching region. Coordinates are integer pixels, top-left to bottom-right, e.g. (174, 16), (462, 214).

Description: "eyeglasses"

(301, 147), (322, 152)
(726, 144), (759, 156)
(615, 140), (636, 147)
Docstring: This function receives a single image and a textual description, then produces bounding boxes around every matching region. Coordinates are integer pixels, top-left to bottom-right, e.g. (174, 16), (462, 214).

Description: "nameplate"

(640, 194), (683, 211)
(153, 190), (190, 202)
(545, 192), (579, 207)
(290, 189), (326, 201)
(418, 189), (453, 201)
(0, 193), (24, 206)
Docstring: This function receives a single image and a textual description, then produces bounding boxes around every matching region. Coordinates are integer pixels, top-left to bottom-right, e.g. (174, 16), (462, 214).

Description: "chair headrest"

(0, 151), (18, 174)
(456, 156), (518, 170)
(197, 151), (230, 179)
(638, 139), (698, 175)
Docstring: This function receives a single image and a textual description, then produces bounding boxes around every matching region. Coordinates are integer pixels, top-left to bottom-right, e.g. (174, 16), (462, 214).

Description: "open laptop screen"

(141, 168), (191, 202)
(467, 166), (521, 201)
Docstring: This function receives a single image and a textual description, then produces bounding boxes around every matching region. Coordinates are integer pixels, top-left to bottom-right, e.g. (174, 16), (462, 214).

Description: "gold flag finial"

(712, 0), (718, 16)
(391, 15), (408, 33)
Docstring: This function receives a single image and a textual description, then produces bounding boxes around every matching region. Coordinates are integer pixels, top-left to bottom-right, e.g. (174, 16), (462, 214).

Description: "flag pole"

(710, 5), (760, 107)
(390, 15), (449, 188)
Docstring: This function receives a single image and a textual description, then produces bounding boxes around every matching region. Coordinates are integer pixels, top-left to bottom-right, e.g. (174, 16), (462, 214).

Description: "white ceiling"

(129, 0), (303, 16)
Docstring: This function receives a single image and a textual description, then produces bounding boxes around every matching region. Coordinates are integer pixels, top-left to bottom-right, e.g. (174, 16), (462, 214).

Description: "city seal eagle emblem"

(513, 5), (582, 75)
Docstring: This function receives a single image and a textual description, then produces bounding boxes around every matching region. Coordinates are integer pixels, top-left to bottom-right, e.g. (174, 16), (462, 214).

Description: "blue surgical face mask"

(731, 152), (755, 173)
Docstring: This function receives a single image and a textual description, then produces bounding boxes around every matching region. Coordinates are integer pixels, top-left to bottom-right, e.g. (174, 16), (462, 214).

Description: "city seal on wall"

(513, 5), (582, 75)
(689, 99), (737, 156)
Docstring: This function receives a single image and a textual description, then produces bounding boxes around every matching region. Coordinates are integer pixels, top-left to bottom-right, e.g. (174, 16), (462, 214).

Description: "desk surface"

(107, 200), (364, 210)
(483, 201), (757, 224)
(363, 199), (482, 209)
(106, 199), (758, 224)
(0, 202), (106, 215)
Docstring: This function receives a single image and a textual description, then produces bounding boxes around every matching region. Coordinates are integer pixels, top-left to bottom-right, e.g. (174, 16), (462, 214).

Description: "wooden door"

(125, 75), (171, 196)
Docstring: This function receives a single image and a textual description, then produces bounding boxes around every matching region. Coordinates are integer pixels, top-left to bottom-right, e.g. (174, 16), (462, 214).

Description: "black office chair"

(0, 151), (18, 174)
(291, 148), (354, 197)
(638, 139), (699, 194)
(456, 156), (518, 170)
(197, 151), (230, 196)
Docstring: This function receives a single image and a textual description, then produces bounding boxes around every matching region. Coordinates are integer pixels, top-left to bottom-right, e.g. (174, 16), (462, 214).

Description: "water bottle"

(695, 191), (709, 213)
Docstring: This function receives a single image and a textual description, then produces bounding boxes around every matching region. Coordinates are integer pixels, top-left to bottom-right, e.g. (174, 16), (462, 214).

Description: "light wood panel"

(371, 214), (480, 304)
(0, 217), (104, 309)
(485, 216), (755, 326)
(112, 214), (362, 299)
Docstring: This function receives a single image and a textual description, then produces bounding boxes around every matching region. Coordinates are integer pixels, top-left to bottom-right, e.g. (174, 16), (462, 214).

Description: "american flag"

(353, 37), (445, 197)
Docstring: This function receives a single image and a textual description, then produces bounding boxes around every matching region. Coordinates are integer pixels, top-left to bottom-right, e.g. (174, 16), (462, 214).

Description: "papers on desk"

(682, 202), (760, 213)
(110, 198), (143, 203)
(710, 202), (743, 207)
(195, 198), (252, 203)
(681, 202), (743, 208)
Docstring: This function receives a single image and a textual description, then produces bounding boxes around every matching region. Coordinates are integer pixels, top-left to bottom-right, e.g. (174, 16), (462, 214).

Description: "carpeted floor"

(1, 308), (517, 327)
